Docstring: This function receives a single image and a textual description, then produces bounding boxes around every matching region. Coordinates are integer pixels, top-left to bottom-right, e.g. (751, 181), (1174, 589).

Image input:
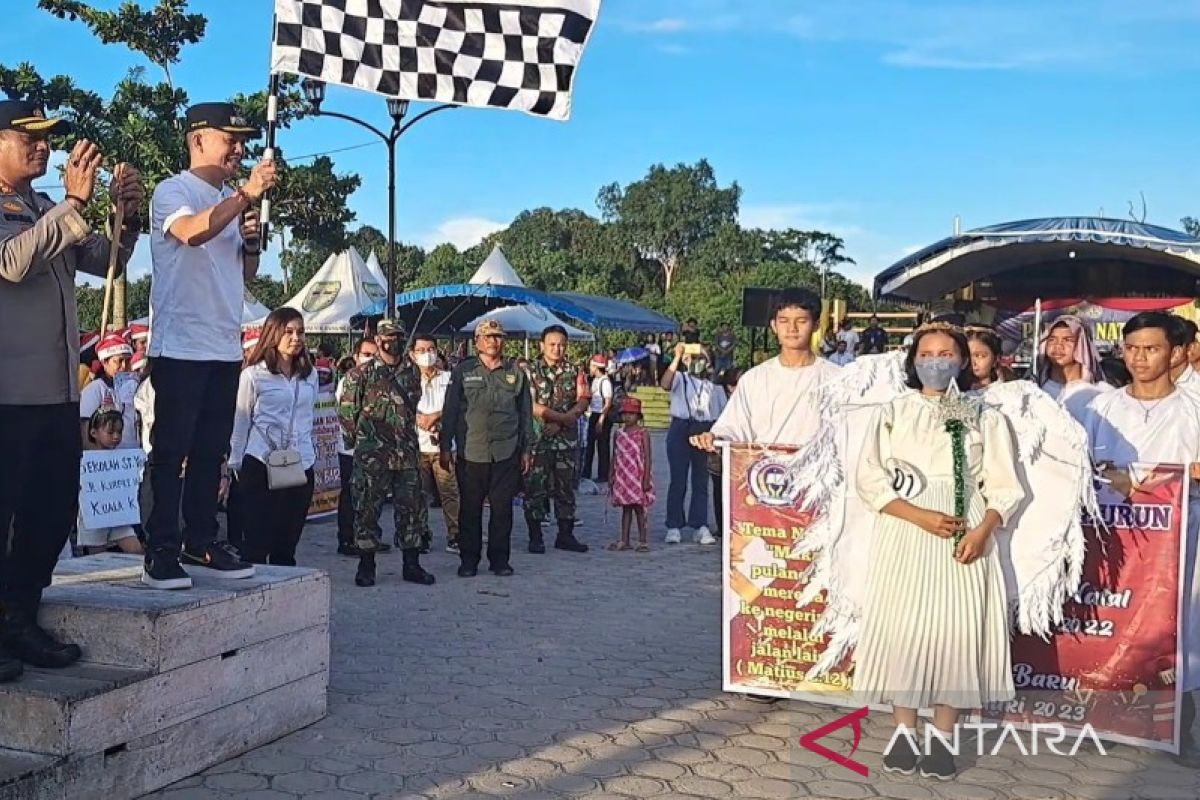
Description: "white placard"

(79, 450), (146, 529)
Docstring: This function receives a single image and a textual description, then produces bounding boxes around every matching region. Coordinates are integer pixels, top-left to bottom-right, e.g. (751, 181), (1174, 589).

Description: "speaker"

(741, 288), (779, 328)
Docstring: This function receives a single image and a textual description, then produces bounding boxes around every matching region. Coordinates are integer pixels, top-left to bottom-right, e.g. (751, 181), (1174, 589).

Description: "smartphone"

(684, 343), (703, 356)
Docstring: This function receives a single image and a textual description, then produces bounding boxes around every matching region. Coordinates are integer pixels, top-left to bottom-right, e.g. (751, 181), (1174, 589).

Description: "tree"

(597, 159), (741, 293)
(1184, 217), (1199, 238)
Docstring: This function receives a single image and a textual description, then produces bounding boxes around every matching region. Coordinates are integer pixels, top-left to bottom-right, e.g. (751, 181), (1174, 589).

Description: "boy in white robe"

(1081, 311), (1200, 765)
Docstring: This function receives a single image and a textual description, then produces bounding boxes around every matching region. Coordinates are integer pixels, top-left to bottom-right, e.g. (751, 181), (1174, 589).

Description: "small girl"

(608, 397), (655, 552)
(78, 409), (144, 556)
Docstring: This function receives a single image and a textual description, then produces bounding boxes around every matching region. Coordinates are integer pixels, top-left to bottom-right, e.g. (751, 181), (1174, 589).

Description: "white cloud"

(656, 42), (691, 56)
(629, 17), (689, 34)
(417, 216), (506, 250)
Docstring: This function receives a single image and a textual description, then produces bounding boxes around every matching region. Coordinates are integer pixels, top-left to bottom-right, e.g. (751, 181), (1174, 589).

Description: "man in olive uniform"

(0, 101), (143, 682)
(524, 325), (590, 554)
(440, 319), (534, 577)
(338, 319), (435, 588)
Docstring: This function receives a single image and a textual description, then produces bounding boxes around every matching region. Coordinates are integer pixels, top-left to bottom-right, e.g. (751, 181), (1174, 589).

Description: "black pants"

(144, 358), (240, 556)
(225, 473), (245, 551)
(457, 454), (521, 570)
(0, 403), (81, 607)
(712, 471), (724, 536)
(236, 456), (315, 566)
(337, 453), (355, 547)
(583, 413), (611, 482)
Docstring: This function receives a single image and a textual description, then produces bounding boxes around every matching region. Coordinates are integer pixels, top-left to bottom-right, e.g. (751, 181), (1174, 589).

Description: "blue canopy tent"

(874, 217), (1200, 303)
(352, 283), (678, 335)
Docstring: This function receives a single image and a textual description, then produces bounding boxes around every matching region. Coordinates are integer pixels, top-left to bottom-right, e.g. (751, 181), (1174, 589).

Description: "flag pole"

(260, 70), (280, 251)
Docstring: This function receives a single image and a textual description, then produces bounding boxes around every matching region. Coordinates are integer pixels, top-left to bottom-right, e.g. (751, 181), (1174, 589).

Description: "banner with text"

(308, 391), (341, 519)
(985, 462), (1186, 753)
(79, 449), (147, 529)
(723, 444), (856, 705)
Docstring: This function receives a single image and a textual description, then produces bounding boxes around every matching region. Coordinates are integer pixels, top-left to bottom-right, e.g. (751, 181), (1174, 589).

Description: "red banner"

(722, 444), (854, 705)
(984, 462), (1185, 752)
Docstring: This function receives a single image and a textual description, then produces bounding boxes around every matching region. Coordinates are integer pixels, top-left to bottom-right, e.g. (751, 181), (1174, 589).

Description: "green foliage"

(1184, 217), (1199, 238)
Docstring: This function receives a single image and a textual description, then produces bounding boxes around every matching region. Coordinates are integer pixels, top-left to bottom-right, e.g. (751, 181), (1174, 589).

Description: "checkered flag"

(271, 0), (602, 121)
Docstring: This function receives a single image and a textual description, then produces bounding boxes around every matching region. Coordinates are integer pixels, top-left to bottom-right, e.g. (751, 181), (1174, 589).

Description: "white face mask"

(413, 352), (437, 368)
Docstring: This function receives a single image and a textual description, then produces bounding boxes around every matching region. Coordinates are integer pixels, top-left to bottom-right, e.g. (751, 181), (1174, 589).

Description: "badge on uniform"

(2, 200), (22, 213)
(506, 374), (516, 385)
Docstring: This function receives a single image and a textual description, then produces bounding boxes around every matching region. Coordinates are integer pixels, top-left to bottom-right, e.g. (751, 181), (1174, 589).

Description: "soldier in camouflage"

(337, 319), (435, 588)
(525, 325), (592, 553)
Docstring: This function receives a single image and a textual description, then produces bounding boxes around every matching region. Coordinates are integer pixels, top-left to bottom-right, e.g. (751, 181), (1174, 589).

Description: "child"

(608, 397), (655, 552)
(78, 410), (144, 556)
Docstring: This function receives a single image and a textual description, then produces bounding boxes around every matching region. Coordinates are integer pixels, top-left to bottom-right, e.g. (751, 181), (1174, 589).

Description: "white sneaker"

(665, 528), (682, 544)
(695, 526), (717, 545)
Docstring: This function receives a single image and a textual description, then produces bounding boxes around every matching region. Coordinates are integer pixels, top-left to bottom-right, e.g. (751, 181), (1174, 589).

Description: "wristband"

(66, 194), (87, 208)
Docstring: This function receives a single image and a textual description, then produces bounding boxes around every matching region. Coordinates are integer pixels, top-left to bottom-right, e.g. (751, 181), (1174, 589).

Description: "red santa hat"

(242, 328), (261, 351)
(80, 331), (101, 352)
(97, 334), (133, 362)
(130, 351), (147, 371)
(128, 322), (150, 342)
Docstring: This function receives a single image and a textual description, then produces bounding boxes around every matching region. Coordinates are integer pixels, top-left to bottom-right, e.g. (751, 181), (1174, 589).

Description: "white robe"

(710, 356), (840, 447)
(1081, 387), (1200, 691)
(1041, 378), (1112, 424)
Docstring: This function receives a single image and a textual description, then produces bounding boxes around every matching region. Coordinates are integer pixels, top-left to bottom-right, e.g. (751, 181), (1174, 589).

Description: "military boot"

(354, 553), (376, 587)
(2, 599), (82, 669)
(401, 548), (436, 586)
(528, 522), (546, 554)
(554, 520), (588, 553)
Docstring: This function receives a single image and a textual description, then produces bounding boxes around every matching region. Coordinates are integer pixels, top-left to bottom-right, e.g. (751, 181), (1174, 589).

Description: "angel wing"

(976, 381), (1097, 637)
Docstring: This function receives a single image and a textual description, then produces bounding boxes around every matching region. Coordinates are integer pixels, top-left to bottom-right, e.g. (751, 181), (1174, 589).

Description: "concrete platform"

(0, 554), (330, 800)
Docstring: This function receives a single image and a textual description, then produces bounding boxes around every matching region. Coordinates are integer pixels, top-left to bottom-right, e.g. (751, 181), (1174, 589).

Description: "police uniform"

(524, 357), (590, 553)
(0, 101), (139, 681)
(338, 319), (434, 587)
(440, 320), (534, 576)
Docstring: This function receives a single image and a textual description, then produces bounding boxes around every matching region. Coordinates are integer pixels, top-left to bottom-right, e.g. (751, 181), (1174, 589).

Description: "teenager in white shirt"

(1037, 315), (1111, 423)
(584, 356), (615, 485)
(1170, 317), (1200, 391)
(142, 103), (275, 590)
(661, 342), (725, 544)
(828, 339), (855, 367)
(835, 319), (860, 360)
(228, 309), (319, 567)
(1080, 312), (1200, 766)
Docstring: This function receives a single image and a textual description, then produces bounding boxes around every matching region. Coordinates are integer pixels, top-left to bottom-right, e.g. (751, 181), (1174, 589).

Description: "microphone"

(239, 178), (261, 252)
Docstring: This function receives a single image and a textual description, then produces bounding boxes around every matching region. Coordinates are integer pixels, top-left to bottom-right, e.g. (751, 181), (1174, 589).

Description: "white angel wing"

(783, 352), (909, 675)
(978, 382), (1098, 638)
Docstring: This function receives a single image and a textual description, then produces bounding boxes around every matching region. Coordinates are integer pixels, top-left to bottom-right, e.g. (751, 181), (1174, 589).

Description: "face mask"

(379, 338), (401, 356)
(689, 359), (708, 376)
(413, 353), (437, 368)
(914, 356), (961, 391)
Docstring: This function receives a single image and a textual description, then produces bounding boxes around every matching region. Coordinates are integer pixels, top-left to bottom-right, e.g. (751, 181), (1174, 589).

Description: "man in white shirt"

(335, 337), (382, 556)
(79, 334), (139, 449)
(142, 103), (276, 590)
(828, 339), (855, 367)
(835, 319), (859, 360)
(1080, 312), (1200, 765)
(661, 341), (725, 545)
(583, 355), (614, 486)
(411, 333), (461, 555)
(1170, 317), (1200, 391)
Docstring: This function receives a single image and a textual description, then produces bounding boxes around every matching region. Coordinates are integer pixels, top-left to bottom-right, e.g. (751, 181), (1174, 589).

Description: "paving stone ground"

(147, 433), (1199, 800)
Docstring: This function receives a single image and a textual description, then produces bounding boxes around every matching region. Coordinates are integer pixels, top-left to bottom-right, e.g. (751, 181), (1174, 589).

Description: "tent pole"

(1030, 297), (1043, 377)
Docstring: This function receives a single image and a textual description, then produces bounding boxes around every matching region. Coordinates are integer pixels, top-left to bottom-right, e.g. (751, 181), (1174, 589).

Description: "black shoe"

(181, 542), (255, 580)
(882, 730), (920, 776)
(744, 694), (780, 704)
(401, 549), (436, 586)
(142, 552), (193, 590)
(419, 545), (431, 555)
(555, 521), (588, 553)
(528, 525), (546, 554)
(919, 733), (956, 781)
(355, 554), (376, 587)
(490, 565), (514, 577)
(337, 543), (361, 557)
(3, 622), (82, 669)
(376, 542), (392, 553)
(457, 565), (478, 578)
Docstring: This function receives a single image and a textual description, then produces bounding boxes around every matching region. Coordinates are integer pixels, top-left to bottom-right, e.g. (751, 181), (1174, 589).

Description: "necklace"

(1131, 394), (1168, 422)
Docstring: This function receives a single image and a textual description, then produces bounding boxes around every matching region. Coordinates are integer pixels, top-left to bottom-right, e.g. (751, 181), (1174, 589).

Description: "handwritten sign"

(308, 391), (341, 518)
(79, 450), (146, 529)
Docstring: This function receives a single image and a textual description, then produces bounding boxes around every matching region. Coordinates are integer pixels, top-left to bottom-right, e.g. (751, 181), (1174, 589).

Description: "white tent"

(134, 288), (270, 332)
(363, 248), (388, 288)
(279, 249), (387, 333)
(460, 246), (594, 342)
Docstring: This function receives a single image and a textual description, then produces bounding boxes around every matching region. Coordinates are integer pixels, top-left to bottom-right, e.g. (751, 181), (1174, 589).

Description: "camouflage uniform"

(338, 357), (428, 554)
(524, 358), (586, 527)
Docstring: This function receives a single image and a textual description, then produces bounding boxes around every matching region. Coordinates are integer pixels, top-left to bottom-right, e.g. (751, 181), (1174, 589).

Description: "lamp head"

(302, 78), (326, 110)
(387, 98), (409, 122)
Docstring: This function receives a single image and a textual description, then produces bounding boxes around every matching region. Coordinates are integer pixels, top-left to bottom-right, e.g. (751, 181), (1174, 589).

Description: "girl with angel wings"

(788, 321), (1097, 780)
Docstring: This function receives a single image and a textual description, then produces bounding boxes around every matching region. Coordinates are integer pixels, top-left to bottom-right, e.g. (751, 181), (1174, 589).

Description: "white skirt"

(853, 477), (1014, 710)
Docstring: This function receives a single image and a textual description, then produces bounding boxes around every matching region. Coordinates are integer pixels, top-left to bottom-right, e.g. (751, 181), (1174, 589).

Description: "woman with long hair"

(229, 308), (319, 566)
(1037, 315), (1110, 421)
(965, 326), (1004, 391)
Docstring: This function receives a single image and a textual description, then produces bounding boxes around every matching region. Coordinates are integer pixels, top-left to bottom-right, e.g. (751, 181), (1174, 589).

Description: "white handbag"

(256, 380), (307, 490)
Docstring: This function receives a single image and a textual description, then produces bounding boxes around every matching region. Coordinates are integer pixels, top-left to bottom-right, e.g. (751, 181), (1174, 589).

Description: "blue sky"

(6, 0), (1199, 287)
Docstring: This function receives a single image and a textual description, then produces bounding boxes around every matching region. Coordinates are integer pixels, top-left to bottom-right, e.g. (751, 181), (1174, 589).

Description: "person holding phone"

(660, 340), (724, 545)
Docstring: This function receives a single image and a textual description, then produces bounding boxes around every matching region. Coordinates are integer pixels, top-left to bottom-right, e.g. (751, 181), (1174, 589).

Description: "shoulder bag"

(255, 377), (307, 490)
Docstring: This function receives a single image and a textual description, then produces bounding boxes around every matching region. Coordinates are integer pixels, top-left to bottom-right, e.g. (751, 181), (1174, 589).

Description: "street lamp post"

(301, 78), (455, 317)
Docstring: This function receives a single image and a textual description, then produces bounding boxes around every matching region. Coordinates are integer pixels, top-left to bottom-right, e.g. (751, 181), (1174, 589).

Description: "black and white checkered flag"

(271, 0), (602, 121)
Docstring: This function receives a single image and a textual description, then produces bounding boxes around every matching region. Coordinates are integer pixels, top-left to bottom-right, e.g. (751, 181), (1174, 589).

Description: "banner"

(79, 450), (147, 529)
(987, 299), (1196, 353)
(722, 444), (855, 706)
(985, 462), (1186, 752)
(308, 391), (341, 519)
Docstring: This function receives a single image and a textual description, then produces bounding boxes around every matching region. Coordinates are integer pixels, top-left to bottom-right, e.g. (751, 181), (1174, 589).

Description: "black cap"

(184, 102), (260, 137)
(0, 100), (71, 135)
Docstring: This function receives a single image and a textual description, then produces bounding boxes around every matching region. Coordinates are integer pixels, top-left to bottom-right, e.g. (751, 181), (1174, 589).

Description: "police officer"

(524, 325), (590, 554)
(0, 100), (143, 681)
(440, 320), (534, 577)
(338, 319), (435, 588)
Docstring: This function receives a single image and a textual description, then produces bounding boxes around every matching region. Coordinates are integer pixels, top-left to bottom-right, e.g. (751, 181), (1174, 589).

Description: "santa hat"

(620, 397), (642, 415)
(315, 357), (334, 382)
(590, 354), (608, 369)
(128, 323), (150, 342)
(242, 329), (261, 351)
(130, 351), (147, 371)
(97, 334), (133, 361)
(80, 331), (100, 353)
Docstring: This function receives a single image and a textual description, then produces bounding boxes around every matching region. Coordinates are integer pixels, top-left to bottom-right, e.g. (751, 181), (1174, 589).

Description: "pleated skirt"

(853, 478), (1014, 710)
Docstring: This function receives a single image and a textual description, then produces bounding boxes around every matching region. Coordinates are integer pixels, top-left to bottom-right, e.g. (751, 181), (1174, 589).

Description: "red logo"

(798, 706), (870, 777)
